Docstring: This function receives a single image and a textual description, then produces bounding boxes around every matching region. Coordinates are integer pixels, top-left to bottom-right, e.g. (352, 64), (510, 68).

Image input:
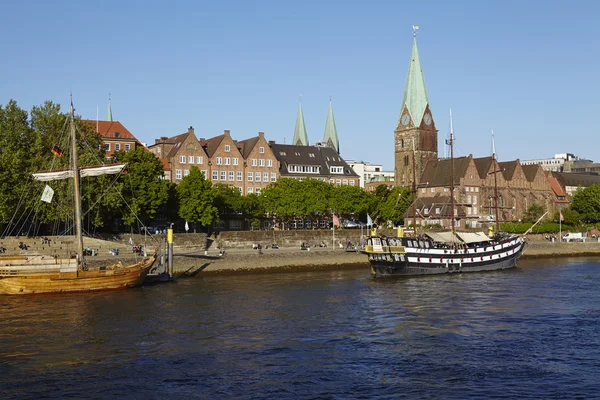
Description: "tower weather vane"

(413, 25), (419, 37)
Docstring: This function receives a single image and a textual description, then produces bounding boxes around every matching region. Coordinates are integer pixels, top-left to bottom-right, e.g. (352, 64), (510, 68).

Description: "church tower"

(292, 97), (309, 146)
(394, 27), (438, 187)
(322, 97), (340, 153)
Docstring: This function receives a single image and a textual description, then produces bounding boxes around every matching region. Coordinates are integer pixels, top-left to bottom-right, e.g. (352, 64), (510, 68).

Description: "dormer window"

(114, 132), (120, 138)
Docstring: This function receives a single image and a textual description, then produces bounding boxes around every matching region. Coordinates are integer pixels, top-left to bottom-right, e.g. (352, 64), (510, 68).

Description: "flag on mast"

(560, 210), (564, 222)
(367, 214), (373, 227)
(185, 221), (189, 232)
(51, 145), (63, 157)
(41, 184), (54, 203)
(333, 214), (340, 227)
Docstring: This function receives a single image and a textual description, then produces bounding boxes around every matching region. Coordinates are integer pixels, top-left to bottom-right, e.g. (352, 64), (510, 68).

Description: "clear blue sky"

(1, 0), (599, 170)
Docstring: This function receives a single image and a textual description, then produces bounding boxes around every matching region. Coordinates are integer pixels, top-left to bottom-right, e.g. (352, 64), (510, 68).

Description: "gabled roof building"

(407, 155), (556, 229)
(270, 143), (359, 186)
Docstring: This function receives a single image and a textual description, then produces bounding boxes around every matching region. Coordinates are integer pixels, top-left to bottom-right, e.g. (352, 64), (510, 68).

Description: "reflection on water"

(1, 258), (599, 399)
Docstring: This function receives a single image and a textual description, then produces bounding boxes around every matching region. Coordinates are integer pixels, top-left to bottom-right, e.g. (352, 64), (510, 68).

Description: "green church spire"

(400, 27), (430, 126)
(292, 97), (309, 146)
(107, 94), (113, 122)
(322, 96), (339, 153)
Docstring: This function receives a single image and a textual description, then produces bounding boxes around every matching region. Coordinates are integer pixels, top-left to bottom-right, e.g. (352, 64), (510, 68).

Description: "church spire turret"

(399, 26), (430, 128)
(107, 94), (113, 122)
(394, 26), (438, 188)
(292, 96), (309, 146)
(322, 96), (339, 153)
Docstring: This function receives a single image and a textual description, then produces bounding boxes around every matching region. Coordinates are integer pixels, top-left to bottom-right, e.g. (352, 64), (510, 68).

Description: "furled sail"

(32, 164), (126, 182)
(80, 164), (126, 178)
(32, 169), (74, 182)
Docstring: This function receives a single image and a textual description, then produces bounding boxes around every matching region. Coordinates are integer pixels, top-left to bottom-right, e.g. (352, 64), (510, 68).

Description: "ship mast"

(448, 109), (456, 236)
(411, 138), (417, 235)
(491, 130), (500, 234)
(69, 98), (85, 269)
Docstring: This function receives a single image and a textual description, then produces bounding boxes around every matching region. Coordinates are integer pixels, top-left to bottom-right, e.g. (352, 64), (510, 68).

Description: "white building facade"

(346, 160), (394, 188)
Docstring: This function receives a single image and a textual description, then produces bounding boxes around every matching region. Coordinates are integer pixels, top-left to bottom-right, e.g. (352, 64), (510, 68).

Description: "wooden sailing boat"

(0, 99), (156, 294)
(364, 110), (526, 277)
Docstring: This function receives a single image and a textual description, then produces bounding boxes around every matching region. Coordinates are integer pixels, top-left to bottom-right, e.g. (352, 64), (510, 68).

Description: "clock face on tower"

(401, 114), (410, 126)
(423, 113), (432, 125)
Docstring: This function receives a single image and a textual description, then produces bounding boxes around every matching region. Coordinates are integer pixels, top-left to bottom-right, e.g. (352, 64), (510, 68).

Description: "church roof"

(400, 35), (430, 126)
(322, 99), (339, 153)
(522, 164), (541, 182)
(498, 160), (519, 180)
(420, 156), (471, 187)
(473, 156), (494, 179)
(292, 101), (309, 146)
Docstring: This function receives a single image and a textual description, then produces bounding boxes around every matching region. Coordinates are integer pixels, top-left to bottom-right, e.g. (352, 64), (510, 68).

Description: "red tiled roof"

(160, 157), (171, 171)
(545, 172), (569, 203)
(82, 120), (139, 141)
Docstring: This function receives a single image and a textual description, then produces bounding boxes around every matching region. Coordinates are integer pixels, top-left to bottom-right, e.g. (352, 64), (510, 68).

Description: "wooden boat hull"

(366, 236), (525, 278)
(0, 255), (156, 295)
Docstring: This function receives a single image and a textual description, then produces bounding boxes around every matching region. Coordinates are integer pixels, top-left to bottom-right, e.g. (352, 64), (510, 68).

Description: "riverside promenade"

(4, 233), (600, 277)
(169, 236), (600, 276)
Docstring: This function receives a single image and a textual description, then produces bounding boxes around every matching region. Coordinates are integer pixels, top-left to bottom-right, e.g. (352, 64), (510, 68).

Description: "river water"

(1, 258), (599, 399)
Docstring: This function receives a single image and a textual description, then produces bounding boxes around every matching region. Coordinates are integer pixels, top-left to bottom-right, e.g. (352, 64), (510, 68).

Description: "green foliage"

(262, 178), (332, 224)
(374, 186), (411, 226)
(0, 100), (37, 223)
(213, 183), (243, 215)
(330, 184), (371, 217)
(571, 185), (600, 223)
(115, 148), (169, 226)
(241, 193), (265, 228)
(553, 207), (580, 226)
(176, 166), (218, 227)
(500, 222), (575, 234)
(523, 203), (545, 223)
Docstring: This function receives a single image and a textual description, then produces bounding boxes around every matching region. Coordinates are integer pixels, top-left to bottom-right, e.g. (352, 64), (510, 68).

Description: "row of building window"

(174, 170), (277, 183)
(104, 143), (131, 152)
(293, 177), (355, 186)
(178, 155), (273, 167)
(422, 186), (480, 193)
(220, 145), (265, 154)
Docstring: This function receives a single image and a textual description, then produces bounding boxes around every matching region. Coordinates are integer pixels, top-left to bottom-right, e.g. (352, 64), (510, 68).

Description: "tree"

(176, 166), (218, 230)
(213, 183), (243, 216)
(330, 184), (371, 219)
(554, 207), (580, 226)
(375, 186), (411, 226)
(523, 203), (546, 223)
(241, 193), (265, 229)
(571, 185), (600, 223)
(0, 100), (37, 224)
(115, 148), (170, 227)
(261, 178), (305, 225)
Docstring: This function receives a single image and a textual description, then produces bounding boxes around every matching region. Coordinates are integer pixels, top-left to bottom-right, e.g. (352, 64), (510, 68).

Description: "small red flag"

(51, 146), (63, 157)
(333, 214), (340, 227)
(560, 211), (564, 222)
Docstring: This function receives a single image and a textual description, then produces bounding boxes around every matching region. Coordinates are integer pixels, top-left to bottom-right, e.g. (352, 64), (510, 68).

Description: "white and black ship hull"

(365, 234), (525, 278)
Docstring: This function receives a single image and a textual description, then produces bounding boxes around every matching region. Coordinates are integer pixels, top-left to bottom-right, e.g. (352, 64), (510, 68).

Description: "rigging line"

(2, 178), (37, 237)
(81, 171), (123, 217)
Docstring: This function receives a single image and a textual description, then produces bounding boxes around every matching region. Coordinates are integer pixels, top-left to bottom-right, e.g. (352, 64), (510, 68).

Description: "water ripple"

(1, 259), (599, 399)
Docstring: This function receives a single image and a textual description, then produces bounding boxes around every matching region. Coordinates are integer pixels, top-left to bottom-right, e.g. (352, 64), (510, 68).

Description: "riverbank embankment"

(170, 237), (600, 276)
